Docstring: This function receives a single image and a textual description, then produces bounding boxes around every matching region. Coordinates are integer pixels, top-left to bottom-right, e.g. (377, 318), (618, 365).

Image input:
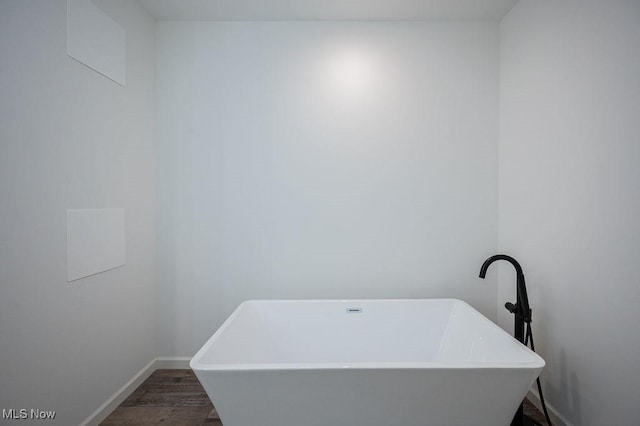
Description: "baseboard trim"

(527, 389), (573, 426)
(80, 356), (192, 426)
(156, 356), (192, 369)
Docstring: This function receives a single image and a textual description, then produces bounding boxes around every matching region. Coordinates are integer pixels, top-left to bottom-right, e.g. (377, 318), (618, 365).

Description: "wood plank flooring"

(101, 370), (220, 425)
(101, 369), (549, 425)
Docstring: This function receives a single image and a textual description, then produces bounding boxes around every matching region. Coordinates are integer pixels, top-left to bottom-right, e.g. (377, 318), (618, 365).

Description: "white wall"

(156, 21), (499, 355)
(499, 0), (640, 424)
(0, 1), (156, 424)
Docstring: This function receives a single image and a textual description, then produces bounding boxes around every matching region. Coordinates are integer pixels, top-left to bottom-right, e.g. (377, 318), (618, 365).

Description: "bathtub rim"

(190, 298), (546, 372)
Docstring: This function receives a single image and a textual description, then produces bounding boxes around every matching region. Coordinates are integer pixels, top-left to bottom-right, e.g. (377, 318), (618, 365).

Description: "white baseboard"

(527, 389), (573, 426)
(80, 356), (192, 426)
(156, 356), (192, 369)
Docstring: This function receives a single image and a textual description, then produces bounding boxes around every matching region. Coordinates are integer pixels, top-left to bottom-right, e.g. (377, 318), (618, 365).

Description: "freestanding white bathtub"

(190, 299), (544, 426)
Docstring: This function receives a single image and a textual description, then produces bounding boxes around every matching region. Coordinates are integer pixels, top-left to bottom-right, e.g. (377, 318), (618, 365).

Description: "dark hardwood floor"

(101, 369), (549, 425)
(101, 369), (220, 425)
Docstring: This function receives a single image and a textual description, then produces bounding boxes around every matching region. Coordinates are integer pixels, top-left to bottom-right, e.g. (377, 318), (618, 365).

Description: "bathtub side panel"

(194, 367), (541, 426)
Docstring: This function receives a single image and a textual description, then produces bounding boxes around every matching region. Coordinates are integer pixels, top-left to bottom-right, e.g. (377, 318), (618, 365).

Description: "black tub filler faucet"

(479, 254), (535, 426)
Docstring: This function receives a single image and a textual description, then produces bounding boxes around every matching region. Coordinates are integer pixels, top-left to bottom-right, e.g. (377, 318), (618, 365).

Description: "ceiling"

(136, 0), (520, 21)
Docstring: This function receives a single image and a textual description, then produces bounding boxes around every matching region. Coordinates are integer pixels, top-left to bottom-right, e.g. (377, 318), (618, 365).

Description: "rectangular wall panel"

(67, 0), (126, 85)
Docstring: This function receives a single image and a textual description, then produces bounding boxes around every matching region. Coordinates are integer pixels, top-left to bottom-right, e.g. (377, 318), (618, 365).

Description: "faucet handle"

(505, 302), (533, 323)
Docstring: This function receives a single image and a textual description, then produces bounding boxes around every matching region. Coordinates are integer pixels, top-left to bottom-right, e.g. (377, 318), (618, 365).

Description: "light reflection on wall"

(327, 46), (375, 95)
(318, 43), (382, 106)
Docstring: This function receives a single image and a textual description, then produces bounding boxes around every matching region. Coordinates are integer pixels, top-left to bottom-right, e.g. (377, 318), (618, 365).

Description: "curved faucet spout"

(479, 254), (524, 279)
(479, 254), (531, 324)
